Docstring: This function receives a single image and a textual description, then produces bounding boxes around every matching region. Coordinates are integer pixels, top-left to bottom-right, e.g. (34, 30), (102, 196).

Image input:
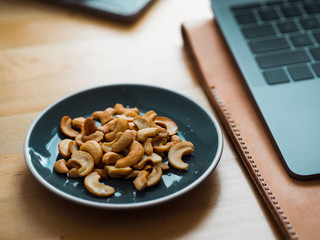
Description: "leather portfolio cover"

(181, 19), (320, 240)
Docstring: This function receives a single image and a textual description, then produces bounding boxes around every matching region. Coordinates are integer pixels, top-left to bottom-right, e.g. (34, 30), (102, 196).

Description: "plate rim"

(24, 83), (223, 209)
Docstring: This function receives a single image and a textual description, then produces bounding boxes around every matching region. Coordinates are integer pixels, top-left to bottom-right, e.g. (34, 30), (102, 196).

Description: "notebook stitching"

(211, 87), (297, 240)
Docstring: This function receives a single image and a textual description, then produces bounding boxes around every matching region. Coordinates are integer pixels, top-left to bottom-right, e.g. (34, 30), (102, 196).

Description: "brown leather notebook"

(181, 19), (320, 240)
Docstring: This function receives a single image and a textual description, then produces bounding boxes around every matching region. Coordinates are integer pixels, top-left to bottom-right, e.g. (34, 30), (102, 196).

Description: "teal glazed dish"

(24, 84), (223, 209)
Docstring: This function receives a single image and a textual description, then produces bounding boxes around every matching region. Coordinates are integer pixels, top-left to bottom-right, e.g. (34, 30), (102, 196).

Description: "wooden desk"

(0, 0), (284, 239)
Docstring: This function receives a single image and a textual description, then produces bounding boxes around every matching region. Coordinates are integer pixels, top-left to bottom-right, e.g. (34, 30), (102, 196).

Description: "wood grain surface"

(0, 0), (284, 239)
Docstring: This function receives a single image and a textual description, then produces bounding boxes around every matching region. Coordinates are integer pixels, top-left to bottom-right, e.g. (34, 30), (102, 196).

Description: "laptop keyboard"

(231, 0), (320, 85)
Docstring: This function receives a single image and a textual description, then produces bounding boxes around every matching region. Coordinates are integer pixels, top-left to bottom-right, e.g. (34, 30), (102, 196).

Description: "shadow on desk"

(20, 167), (221, 239)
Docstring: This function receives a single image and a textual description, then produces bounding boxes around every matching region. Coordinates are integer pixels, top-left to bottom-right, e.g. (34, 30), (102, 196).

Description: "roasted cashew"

(128, 121), (138, 131)
(93, 168), (108, 180)
(84, 172), (115, 197)
(71, 117), (85, 130)
(133, 170), (148, 191)
(54, 159), (69, 174)
(75, 133), (85, 146)
(155, 162), (170, 171)
(133, 153), (162, 170)
(147, 165), (162, 187)
(133, 116), (150, 129)
(79, 140), (103, 166)
(136, 127), (159, 142)
(104, 165), (132, 178)
(115, 141), (144, 168)
(58, 139), (73, 159)
(68, 140), (78, 154)
(124, 170), (141, 179)
(154, 116), (178, 136)
(82, 131), (104, 143)
(92, 107), (115, 124)
(101, 152), (123, 165)
(114, 103), (139, 117)
(143, 110), (157, 127)
(67, 150), (94, 178)
(142, 138), (153, 155)
(60, 116), (80, 138)
(143, 164), (153, 171)
(116, 114), (134, 122)
(153, 135), (182, 153)
(105, 118), (129, 142)
(83, 117), (99, 135)
(168, 141), (194, 170)
(100, 132), (123, 152)
(112, 129), (136, 153)
(152, 127), (169, 144)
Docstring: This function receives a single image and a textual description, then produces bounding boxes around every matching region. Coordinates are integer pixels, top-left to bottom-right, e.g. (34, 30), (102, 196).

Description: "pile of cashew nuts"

(54, 103), (194, 197)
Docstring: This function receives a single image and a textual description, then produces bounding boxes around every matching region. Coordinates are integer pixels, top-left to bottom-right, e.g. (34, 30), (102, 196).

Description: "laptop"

(211, 0), (320, 180)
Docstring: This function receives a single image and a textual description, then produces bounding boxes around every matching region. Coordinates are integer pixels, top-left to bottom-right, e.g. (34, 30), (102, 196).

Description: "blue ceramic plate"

(24, 84), (223, 209)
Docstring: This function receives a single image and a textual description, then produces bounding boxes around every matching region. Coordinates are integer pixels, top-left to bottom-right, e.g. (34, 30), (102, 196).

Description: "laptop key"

(277, 21), (299, 33)
(312, 63), (320, 76)
(235, 12), (257, 24)
(313, 32), (320, 42)
(310, 47), (320, 60)
(281, 6), (302, 17)
(256, 50), (310, 68)
(300, 18), (320, 30)
(288, 65), (314, 81)
(290, 34), (313, 47)
(258, 9), (279, 21)
(249, 37), (289, 53)
(263, 69), (290, 85)
(242, 24), (276, 38)
(304, 3), (320, 14)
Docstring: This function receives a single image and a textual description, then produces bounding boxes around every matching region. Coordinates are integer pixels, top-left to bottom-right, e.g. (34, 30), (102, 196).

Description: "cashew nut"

(92, 107), (115, 124)
(54, 159), (69, 174)
(133, 116), (150, 130)
(142, 138), (153, 155)
(155, 162), (170, 171)
(79, 140), (103, 166)
(133, 170), (148, 191)
(112, 129), (136, 153)
(100, 132), (123, 152)
(124, 170), (141, 179)
(93, 168), (108, 180)
(154, 117), (178, 136)
(114, 103), (139, 117)
(84, 172), (115, 197)
(116, 114), (135, 122)
(104, 165), (132, 178)
(83, 117), (99, 135)
(115, 141), (144, 168)
(143, 110), (157, 127)
(153, 135), (182, 153)
(60, 116), (80, 138)
(67, 150), (94, 178)
(105, 118), (129, 142)
(152, 127), (169, 144)
(71, 117), (85, 130)
(82, 131), (104, 143)
(68, 140), (78, 154)
(133, 153), (162, 170)
(58, 139), (73, 159)
(147, 165), (162, 187)
(75, 134), (85, 146)
(168, 141), (194, 170)
(136, 127), (159, 142)
(101, 152), (123, 165)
